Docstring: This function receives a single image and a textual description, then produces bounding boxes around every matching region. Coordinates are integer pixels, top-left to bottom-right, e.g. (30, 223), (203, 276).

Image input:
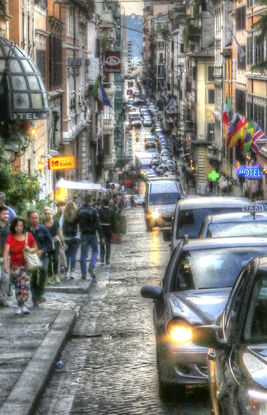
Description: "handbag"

(24, 233), (43, 271)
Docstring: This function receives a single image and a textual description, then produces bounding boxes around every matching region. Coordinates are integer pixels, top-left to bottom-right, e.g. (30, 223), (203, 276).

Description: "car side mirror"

(141, 285), (162, 300)
(193, 325), (229, 349)
(163, 229), (171, 242)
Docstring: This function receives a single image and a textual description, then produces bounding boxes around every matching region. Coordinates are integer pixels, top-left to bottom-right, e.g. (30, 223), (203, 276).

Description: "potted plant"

(112, 208), (127, 243)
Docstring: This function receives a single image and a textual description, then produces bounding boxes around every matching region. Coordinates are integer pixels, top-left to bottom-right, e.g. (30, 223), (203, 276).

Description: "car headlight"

(151, 211), (160, 219)
(167, 319), (193, 344)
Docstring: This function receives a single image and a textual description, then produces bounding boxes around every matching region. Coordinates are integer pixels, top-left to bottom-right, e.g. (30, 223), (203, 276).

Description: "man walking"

(99, 200), (115, 266)
(0, 192), (16, 223)
(28, 211), (52, 306)
(0, 206), (10, 307)
(77, 194), (103, 281)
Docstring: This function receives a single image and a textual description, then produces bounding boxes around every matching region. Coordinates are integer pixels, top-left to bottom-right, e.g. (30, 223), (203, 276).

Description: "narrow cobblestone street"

(36, 209), (210, 415)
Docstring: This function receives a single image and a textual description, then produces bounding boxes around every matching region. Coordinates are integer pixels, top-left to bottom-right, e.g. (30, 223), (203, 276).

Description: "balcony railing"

(102, 118), (114, 128)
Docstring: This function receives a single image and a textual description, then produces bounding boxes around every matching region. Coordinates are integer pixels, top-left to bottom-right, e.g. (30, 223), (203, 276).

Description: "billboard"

(104, 51), (121, 72)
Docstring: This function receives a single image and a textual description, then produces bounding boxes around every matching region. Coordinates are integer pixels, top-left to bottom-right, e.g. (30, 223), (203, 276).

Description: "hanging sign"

(48, 155), (76, 171)
(104, 52), (121, 72)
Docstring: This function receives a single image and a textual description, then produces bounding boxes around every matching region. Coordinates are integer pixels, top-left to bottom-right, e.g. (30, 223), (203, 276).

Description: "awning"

(56, 178), (107, 192)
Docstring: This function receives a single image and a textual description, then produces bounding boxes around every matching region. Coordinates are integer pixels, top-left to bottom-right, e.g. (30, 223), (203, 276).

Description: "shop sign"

(237, 166), (262, 179)
(48, 155), (76, 171)
(104, 51), (121, 72)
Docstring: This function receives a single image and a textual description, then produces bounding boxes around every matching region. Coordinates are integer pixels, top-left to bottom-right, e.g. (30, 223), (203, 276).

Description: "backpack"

(99, 207), (113, 226)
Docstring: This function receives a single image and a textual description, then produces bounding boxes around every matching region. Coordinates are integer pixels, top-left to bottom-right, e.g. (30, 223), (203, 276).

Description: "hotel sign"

(48, 155), (76, 171)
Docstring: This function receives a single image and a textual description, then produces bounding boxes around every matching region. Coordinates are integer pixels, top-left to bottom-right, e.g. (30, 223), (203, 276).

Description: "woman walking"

(62, 201), (80, 279)
(43, 207), (64, 284)
(3, 218), (36, 315)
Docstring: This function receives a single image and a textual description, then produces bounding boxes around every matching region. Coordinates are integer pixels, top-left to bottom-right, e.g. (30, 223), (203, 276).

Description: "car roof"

(205, 212), (267, 224)
(178, 196), (251, 209)
(182, 237), (267, 251)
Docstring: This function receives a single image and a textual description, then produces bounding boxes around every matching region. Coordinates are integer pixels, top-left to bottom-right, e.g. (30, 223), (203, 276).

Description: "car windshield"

(177, 207), (246, 238)
(207, 222), (267, 237)
(172, 248), (267, 291)
(149, 192), (179, 205)
(244, 273), (267, 342)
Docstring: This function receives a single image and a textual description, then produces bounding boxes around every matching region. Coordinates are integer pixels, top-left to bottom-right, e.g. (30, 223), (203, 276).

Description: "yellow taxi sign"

(48, 155), (76, 171)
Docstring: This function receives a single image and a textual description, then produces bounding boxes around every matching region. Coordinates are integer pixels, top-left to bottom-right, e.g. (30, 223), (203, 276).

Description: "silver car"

(200, 210), (267, 238)
(141, 237), (267, 394)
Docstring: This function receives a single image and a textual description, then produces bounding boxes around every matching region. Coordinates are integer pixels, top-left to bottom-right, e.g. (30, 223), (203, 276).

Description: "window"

(67, 8), (74, 37)
(254, 104), (264, 129)
(255, 36), (264, 65)
(159, 52), (164, 63)
(247, 0), (257, 8)
(207, 123), (215, 141)
(238, 45), (246, 69)
(247, 37), (253, 65)
(34, 0), (47, 8)
(193, 67), (197, 81)
(36, 50), (46, 83)
(247, 101), (253, 120)
(208, 89), (215, 104)
(236, 89), (246, 115)
(49, 35), (62, 90)
(236, 6), (246, 31)
(103, 135), (110, 155)
(157, 41), (164, 48)
(208, 66), (214, 81)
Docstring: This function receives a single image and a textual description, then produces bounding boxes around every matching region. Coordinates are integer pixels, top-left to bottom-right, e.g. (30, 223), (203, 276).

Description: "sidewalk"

(0, 267), (92, 415)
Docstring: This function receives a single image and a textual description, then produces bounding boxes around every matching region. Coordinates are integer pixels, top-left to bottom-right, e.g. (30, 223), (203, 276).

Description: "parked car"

(141, 237), (267, 394)
(164, 196), (252, 251)
(200, 208), (267, 238)
(193, 255), (267, 415)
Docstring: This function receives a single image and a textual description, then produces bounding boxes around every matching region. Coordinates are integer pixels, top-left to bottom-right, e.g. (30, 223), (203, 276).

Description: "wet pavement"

(36, 209), (211, 415)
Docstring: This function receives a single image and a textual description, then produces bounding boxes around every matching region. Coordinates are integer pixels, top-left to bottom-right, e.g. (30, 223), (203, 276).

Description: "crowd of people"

(0, 190), (126, 316)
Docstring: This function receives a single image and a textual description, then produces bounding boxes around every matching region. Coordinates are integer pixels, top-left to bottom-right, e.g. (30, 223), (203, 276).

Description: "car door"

(210, 265), (252, 415)
(153, 244), (182, 336)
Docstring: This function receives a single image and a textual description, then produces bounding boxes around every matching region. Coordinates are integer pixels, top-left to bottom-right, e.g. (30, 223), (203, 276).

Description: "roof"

(178, 196), (251, 210)
(205, 212), (267, 224)
(182, 237), (267, 251)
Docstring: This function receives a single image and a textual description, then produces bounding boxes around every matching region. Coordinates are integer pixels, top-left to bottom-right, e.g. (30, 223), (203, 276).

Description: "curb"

(0, 309), (76, 415)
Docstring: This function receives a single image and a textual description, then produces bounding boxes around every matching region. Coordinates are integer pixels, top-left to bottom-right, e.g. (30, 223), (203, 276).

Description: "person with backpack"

(76, 194), (103, 281)
(98, 200), (115, 266)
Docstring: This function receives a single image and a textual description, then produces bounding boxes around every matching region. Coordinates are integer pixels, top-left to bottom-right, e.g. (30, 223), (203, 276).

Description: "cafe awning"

(56, 178), (107, 192)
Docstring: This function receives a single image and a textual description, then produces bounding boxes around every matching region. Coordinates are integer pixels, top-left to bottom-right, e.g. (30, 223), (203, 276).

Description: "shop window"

(236, 6), (246, 31)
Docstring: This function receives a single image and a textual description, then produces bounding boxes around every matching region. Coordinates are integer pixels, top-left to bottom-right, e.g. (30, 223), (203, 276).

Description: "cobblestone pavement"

(36, 209), (211, 415)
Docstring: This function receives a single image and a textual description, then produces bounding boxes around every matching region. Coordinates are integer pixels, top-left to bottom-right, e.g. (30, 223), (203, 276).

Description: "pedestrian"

(62, 201), (80, 279)
(0, 206), (10, 307)
(0, 192), (16, 224)
(99, 199), (115, 266)
(76, 194), (103, 281)
(3, 217), (37, 315)
(43, 207), (64, 284)
(130, 194), (135, 208)
(28, 211), (52, 307)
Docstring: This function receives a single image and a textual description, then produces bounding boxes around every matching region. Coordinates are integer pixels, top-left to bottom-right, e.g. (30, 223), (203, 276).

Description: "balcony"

(102, 118), (114, 131)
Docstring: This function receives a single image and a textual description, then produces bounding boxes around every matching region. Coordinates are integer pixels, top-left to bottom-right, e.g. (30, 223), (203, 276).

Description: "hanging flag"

(98, 80), (112, 111)
(241, 121), (254, 155)
(227, 115), (247, 148)
(230, 29), (246, 60)
(251, 122), (267, 153)
(222, 96), (232, 125)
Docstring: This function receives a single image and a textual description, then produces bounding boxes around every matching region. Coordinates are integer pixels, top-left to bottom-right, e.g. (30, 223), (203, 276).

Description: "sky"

(119, 0), (144, 15)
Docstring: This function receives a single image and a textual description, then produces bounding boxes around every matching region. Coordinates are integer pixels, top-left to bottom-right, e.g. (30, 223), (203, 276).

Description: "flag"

(97, 80), (112, 111)
(222, 96), (232, 125)
(251, 122), (267, 153)
(230, 29), (246, 60)
(227, 114), (247, 148)
(241, 121), (254, 155)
